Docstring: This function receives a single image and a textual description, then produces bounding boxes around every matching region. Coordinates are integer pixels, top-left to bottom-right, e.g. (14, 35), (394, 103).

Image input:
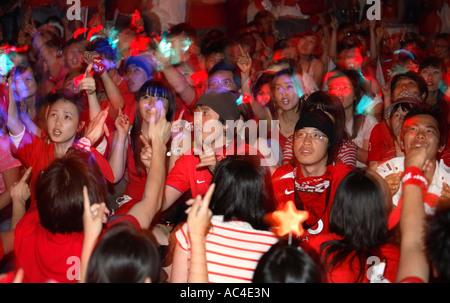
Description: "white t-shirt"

(346, 115), (377, 167)
(376, 157), (450, 213)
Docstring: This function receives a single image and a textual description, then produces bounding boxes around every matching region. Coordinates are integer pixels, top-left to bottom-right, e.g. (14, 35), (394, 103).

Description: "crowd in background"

(0, 0), (449, 284)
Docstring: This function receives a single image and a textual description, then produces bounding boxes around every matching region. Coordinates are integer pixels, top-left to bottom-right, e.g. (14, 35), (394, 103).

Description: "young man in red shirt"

(271, 109), (352, 241)
(163, 88), (267, 212)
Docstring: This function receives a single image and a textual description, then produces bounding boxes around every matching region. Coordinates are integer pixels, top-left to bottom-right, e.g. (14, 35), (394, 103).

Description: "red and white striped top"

(175, 215), (278, 283)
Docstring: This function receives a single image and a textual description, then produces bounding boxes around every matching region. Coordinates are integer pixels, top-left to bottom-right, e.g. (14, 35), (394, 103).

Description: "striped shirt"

(175, 215), (278, 283)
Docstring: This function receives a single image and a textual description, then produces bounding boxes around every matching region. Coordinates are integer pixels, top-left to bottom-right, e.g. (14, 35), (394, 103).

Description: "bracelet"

(402, 166), (428, 191)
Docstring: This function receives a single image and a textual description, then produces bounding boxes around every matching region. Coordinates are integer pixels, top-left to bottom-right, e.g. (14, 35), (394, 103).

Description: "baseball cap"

(385, 90), (421, 121)
(196, 89), (241, 122)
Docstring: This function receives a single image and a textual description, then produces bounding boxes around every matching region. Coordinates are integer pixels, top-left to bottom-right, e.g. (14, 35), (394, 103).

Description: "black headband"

(295, 109), (335, 145)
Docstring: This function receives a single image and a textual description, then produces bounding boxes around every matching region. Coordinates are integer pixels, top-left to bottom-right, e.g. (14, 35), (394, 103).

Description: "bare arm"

(0, 166), (21, 211)
(7, 79), (26, 136)
(396, 147), (430, 283)
(127, 108), (171, 229)
(187, 184), (214, 283)
(108, 111), (129, 183)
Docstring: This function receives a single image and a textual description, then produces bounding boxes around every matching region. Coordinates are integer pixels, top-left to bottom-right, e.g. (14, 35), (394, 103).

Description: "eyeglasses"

(295, 131), (328, 141)
(208, 79), (235, 88)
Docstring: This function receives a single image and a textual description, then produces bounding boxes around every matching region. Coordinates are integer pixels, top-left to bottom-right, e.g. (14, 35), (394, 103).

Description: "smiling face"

(138, 94), (168, 123)
(46, 99), (82, 145)
(400, 114), (445, 161)
(14, 68), (37, 100)
(293, 127), (329, 169)
(273, 74), (300, 112)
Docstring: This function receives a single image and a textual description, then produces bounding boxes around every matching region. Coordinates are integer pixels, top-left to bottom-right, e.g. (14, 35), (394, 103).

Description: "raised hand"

(147, 107), (171, 147)
(84, 107), (110, 144)
(114, 108), (130, 137)
(170, 110), (191, 156)
(79, 63), (96, 95)
(196, 143), (218, 174)
(186, 183), (215, 237)
(10, 167), (32, 204)
(82, 185), (109, 237)
(84, 51), (106, 75)
(385, 172), (403, 196)
(236, 45), (252, 75)
(139, 135), (153, 170)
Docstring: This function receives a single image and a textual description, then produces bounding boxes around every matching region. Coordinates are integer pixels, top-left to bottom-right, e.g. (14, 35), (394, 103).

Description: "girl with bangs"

(109, 79), (175, 215)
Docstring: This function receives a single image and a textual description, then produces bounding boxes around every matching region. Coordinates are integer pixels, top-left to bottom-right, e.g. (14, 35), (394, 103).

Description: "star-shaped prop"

(266, 201), (309, 237)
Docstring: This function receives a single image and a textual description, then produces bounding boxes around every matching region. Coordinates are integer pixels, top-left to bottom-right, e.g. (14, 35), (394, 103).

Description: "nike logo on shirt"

(285, 189), (294, 195)
(196, 180), (206, 184)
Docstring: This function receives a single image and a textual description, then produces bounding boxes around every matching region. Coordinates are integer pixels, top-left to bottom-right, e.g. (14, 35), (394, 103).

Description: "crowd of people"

(0, 0), (449, 284)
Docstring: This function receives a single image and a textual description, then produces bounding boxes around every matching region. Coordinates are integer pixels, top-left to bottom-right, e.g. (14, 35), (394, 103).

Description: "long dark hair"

(320, 168), (392, 282)
(209, 156), (275, 231)
(130, 79), (175, 175)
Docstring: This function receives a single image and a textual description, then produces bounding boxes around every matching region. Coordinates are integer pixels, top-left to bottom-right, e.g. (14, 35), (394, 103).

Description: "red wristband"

(402, 166), (428, 191)
(93, 57), (106, 75)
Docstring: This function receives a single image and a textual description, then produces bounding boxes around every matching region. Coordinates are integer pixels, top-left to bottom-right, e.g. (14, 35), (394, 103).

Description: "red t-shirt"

(10, 129), (56, 207)
(14, 207), (139, 283)
(367, 120), (394, 163)
(166, 141), (262, 199)
(271, 162), (351, 240)
(308, 233), (400, 283)
(10, 129), (114, 208)
(173, 87), (206, 125)
(114, 142), (150, 215)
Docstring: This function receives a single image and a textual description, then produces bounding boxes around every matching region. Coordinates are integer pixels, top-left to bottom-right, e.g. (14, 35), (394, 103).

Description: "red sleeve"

(165, 154), (192, 194)
(105, 214), (141, 231)
(271, 164), (295, 209)
(10, 129), (51, 169)
(367, 123), (385, 162)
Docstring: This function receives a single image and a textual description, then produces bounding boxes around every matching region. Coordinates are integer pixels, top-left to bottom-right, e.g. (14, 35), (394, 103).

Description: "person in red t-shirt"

(307, 168), (400, 283)
(163, 89), (267, 212)
(109, 80), (176, 215)
(272, 109), (352, 241)
(14, 108), (170, 283)
(7, 90), (113, 208)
